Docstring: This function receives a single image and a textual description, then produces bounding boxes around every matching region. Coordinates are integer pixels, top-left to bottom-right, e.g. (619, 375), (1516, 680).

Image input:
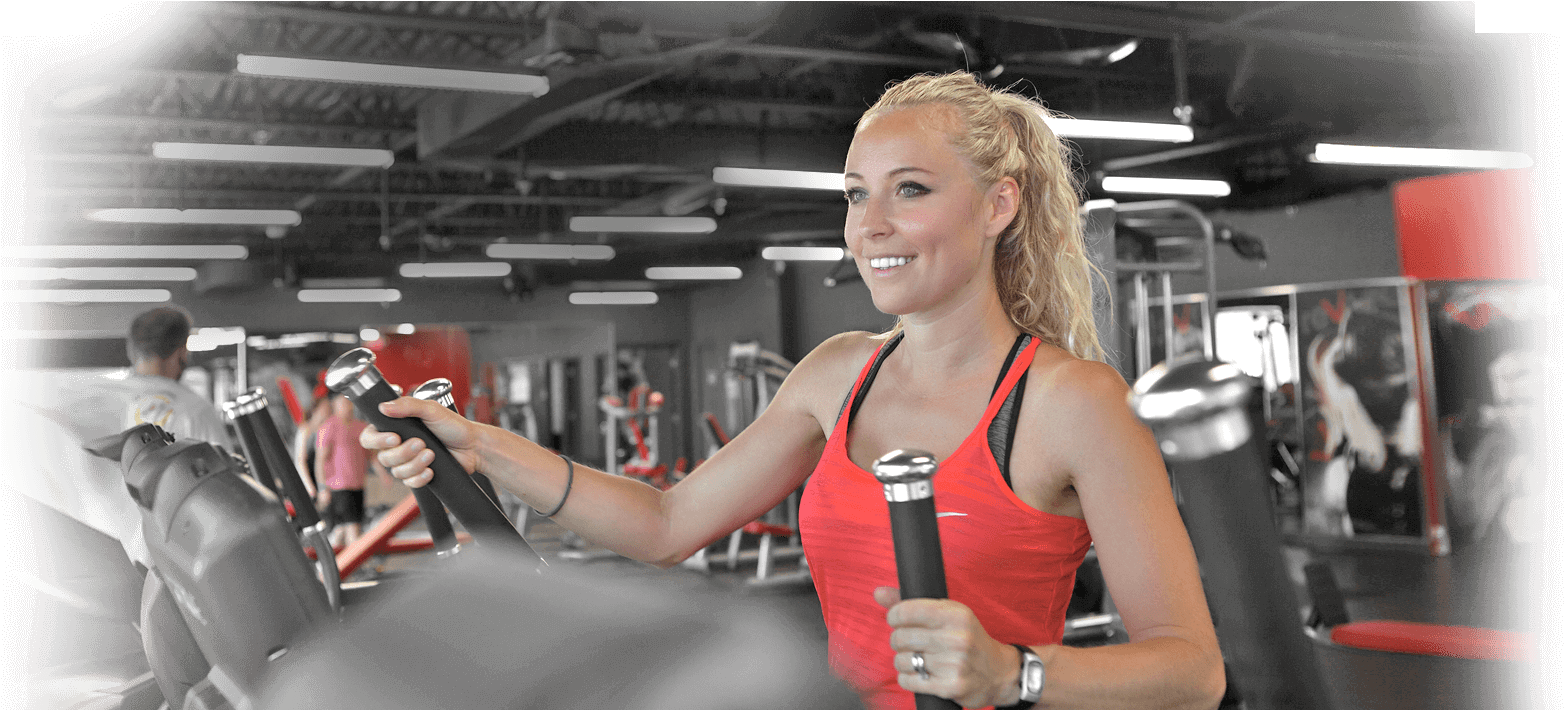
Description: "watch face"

(1021, 658), (1045, 698)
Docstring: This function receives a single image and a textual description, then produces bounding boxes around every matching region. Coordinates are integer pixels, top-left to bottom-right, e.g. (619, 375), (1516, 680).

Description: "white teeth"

(869, 256), (912, 269)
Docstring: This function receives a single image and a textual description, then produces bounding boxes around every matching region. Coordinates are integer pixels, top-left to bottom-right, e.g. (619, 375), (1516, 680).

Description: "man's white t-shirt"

(123, 373), (233, 448)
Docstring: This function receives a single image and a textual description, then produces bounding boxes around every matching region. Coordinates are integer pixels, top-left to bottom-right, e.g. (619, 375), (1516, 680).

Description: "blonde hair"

(860, 72), (1106, 362)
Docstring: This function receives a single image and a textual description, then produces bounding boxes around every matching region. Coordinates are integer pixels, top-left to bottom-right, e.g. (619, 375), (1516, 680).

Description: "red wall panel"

(364, 325), (472, 414)
(1393, 169), (1536, 280)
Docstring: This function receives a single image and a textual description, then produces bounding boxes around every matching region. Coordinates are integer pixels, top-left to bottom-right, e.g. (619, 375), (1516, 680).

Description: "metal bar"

(1161, 271), (1174, 365)
(1101, 129), (1304, 172)
(1115, 261), (1206, 273)
(1134, 271), (1150, 377)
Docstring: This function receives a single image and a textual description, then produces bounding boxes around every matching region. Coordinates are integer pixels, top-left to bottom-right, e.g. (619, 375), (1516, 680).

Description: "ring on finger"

(910, 651), (928, 680)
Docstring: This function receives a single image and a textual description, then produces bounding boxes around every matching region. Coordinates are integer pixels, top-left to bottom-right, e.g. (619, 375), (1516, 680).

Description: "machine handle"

(327, 350), (539, 565)
(873, 449), (959, 710)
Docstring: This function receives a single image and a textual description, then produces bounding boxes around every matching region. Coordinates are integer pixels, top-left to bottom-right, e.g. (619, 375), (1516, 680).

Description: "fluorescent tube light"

(645, 266), (742, 280)
(1044, 118), (1193, 143)
(0, 288), (172, 303)
(713, 167), (844, 191)
(1080, 199), (1118, 213)
(394, 323), (416, 335)
(1101, 176), (1231, 197)
(153, 142), (394, 168)
(0, 266), (198, 281)
(1106, 39), (1140, 64)
(0, 245), (249, 260)
(296, 289), (402, 303)
(360, 329), (381, 342)
(399, 262), (512, 278)
(569, 291), (659, 305)
(187, 327), (246, 352)
(236, 54), (549, 96)
(569, 216), (717, 234)
(762, 246), (846, 261)
(1310, 143), (1533, 169)
(484, 243), (615, 260)
(86, 208), (302, 226)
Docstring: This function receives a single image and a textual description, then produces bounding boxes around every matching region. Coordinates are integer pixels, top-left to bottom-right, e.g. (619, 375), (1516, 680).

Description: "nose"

(852, 192), (892, 243)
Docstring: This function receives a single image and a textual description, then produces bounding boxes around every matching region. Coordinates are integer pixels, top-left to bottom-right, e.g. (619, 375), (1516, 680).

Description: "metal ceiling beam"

(49, 113), (414, 141)
(967, 2), (1464, 64)
(37, 186), (620, 207)
(1100, 127), (1310, 172)
(191, 2), (538, 41)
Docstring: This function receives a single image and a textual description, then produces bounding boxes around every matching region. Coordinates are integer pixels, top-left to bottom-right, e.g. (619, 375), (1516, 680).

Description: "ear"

(984, 176), (1020, 241)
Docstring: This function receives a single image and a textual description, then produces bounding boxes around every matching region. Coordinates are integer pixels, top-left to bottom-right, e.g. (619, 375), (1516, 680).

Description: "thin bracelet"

(537, 454), (574, 517)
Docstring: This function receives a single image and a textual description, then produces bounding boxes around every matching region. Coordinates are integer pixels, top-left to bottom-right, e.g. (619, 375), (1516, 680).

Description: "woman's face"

(843, 105), (1016, 318)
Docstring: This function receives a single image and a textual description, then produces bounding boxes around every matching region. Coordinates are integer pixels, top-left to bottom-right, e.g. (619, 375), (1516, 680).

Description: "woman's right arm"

(363, 333), (868, 567)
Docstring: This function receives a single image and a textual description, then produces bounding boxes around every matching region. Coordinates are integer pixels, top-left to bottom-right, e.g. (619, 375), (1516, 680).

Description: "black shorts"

(328, 488), (366, 527)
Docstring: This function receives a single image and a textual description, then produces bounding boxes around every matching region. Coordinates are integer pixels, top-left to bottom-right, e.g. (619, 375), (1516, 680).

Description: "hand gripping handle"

(873, 449), (959, 710)
(326, 349), (539, 565)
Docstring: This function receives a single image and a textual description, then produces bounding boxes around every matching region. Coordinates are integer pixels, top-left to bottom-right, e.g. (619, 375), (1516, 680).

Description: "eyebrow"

(843, 167), (933, 181)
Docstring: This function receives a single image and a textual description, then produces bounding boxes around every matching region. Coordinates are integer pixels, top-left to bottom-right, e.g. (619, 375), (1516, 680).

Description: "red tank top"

(798, 335), (1092, 710)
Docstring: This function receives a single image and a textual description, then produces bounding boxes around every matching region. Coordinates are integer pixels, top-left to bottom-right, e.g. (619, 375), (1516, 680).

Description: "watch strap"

(994, 644), (1042, 710)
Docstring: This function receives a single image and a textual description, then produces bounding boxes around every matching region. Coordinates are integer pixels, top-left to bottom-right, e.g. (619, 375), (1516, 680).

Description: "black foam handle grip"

(230, 417), (280, 494)
(347, 380), (539, 563)
(240, 408), (323, 530)
(886, 497), (959, 710)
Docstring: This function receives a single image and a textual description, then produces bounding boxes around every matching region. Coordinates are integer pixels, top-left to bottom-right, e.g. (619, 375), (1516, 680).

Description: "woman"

(362, 72), (1223, 710)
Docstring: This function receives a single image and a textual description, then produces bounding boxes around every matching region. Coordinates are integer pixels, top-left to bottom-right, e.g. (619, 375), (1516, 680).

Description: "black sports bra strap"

(837, 332), (904, 426)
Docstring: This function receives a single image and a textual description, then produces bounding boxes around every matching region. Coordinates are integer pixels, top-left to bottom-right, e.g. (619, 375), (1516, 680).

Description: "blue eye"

(897, 182), (929, 198)
(845, 188), (867, 204)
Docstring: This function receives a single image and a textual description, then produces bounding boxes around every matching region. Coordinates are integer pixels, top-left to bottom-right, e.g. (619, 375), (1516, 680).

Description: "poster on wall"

(1297, 283), (1426, 540)
(1425, 280), (1540, 547)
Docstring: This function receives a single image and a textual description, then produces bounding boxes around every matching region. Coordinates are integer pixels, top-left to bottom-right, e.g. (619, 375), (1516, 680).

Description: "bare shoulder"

(782, 331), (886, 423)
(1023, 344), (1133, 418)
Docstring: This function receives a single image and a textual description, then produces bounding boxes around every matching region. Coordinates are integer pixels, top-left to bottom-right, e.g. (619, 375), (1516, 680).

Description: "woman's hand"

(359, 397), (482, 488)
(315, 488), (331, 510)
(876, 586), (1019, 708)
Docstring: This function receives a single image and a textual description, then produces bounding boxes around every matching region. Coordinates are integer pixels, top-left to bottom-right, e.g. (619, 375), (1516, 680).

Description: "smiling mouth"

(868, 256), (914, 270)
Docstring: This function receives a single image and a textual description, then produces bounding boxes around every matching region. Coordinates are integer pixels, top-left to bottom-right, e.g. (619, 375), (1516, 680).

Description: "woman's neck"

(895, 286), (1018, 379)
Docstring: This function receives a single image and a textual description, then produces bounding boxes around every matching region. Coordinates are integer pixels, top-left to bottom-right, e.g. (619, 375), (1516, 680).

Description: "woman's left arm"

(881, 360), (1225, 709)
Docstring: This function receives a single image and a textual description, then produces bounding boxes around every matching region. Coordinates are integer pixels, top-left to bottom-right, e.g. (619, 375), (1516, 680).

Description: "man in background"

(123, 305), (231, 448)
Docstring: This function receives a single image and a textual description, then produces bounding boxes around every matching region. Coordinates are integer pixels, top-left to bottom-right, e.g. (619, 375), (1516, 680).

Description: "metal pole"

(1134, 272), (1150, 377)
(1161, 272), (1175, 365)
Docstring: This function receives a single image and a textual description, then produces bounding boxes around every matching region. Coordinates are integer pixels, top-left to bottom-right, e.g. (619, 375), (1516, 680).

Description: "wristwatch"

(995, 644), (1045, 710)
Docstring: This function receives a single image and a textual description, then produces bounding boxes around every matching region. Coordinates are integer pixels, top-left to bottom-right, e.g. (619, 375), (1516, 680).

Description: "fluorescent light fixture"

(0, 266), (197, 281)
(187, 327), (246, 352)
(1044, 118), (1193, 143)
(1080, 198), (1118, 213)
(713, 167), (843, 191)
(360, 328), (381, 342)
(399, 262), (512, 278)
(394, 323), (416, 335)
(1310, 143), (1533, 169)
(645, 266), (742, 280)
(236, 54), (549, 96)
(86, 208), (302, 226)
(1106, 39), (1140, 64)
(0, 245), (248, 260)
(153, 142), (394, 168)
(569, 216), (717, 234)
(1101, 176), (1231, 197)
(484, 243), (615, 260)
(569, 291), (659, 306)
(0, 288), (171, 303)
(762, 246), (846, 261)
(296, 288), (402, 303)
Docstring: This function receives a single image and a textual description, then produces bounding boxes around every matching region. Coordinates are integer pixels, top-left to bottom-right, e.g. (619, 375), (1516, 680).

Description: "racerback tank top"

(798, 334), (1092, 710)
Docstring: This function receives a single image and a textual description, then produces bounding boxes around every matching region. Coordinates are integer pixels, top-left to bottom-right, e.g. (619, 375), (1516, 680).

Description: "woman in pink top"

(360, 72), (1222, 709)
(316, 394), (392, 547)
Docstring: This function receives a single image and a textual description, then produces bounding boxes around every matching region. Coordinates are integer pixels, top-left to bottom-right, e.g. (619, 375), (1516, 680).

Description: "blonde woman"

(362, 72), (1222, 710)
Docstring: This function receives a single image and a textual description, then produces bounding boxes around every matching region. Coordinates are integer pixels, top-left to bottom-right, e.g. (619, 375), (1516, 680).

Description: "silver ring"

(910, 651), (929, 680)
